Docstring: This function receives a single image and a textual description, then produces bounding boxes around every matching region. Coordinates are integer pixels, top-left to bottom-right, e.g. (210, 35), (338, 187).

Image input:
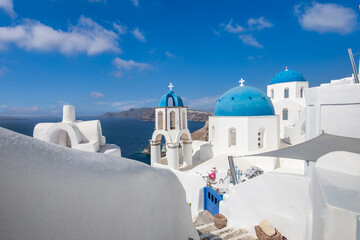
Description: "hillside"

(101, 107), (213, 122)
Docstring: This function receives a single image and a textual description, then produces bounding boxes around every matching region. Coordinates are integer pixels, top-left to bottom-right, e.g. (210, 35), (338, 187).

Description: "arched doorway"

(283, 108), (289, 120)
(48, 129), (72, 147)
(228, 127), (236, 147)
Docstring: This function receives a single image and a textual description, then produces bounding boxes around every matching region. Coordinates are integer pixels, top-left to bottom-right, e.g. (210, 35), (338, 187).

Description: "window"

(228, 127), (236, 147)
(157, 112), (164, 130)
(300, 87), (304, 98)
(170, 111), (176, 129)
(284, 88), (289, 98)
(258, 128), (265, 148)
(271, 89), (274, 99)
(283, 108), (288, 120)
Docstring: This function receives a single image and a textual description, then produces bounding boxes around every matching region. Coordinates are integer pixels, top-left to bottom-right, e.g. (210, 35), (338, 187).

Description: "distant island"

(100, 107), (213, 122)
(0, 116), (25, 120)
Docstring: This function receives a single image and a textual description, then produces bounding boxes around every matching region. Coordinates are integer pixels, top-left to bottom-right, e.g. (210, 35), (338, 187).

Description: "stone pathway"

(193, 211), (257, 240)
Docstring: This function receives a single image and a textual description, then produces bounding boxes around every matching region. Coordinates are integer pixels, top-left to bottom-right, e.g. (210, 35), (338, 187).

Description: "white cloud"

(131, 27), (146, 42)
(131, 0), (139, 7)
(165, 51), (175, 58)
(111, 98), (156, 111)
(112, 57), (151, 77)
(238, 34), (263, 48)
(212, 28), (220, 37)
(224, 20), (246, 33)
(113, 22), (127, 35)
(57, 100), (71, 106)
(295, 2), (358, 34)
(96, 101), (111, 105)
(248, 17), (273, 30)
(247, 55), (263, 60)
(221, 17), (272, 48)
(186, 96), (219, 112)
(0, 0), (16, 18)
(0, 104), (7, 108)
(0, 16), (120, 55)
(4, 105), (40, 115)
(90, 91), (105, 98)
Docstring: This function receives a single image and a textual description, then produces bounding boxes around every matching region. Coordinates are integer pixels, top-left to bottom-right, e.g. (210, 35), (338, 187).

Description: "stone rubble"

(193, 211), (257, 240)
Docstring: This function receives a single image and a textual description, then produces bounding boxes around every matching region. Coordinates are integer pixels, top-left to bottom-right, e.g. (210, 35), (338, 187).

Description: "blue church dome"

(159, 84), (184, 107)
(269, 68), (306, 85)
(214, 86), (275, 116)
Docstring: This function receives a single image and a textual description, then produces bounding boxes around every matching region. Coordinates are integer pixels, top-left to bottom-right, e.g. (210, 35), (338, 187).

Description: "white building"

(150, 83), (193, 170)
(267, 67), (308, 140)
(284, 75), (360, 145)
(33, 105), (121, 156)
(204, 79), (280, 159)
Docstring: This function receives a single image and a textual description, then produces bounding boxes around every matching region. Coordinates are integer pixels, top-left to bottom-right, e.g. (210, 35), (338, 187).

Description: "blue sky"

(0, 0), (358, 116)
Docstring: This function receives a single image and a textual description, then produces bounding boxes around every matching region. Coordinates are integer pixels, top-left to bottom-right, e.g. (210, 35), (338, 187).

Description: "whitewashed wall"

(0, 128), (199, 240)
(208, 116), (279, 156)
(306, 82), (360, 140)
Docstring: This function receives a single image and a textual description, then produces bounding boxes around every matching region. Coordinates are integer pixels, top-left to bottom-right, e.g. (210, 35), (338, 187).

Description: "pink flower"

(209, 172), (216, 180)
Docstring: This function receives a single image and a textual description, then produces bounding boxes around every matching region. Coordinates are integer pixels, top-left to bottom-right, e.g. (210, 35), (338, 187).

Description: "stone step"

(210, 226), (234, 236)
(227, 232), (257, 240)
(197, 224), (219, 235)
(220, 228), (248, 240)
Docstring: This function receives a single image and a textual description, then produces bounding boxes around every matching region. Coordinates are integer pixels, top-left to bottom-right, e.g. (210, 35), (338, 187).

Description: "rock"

(213, 213), (227, 229)
(194, 210), (214, 226)
(259, 219), (276, 237)
(191, 120), (209, 141)
(254, 225), (282, 240)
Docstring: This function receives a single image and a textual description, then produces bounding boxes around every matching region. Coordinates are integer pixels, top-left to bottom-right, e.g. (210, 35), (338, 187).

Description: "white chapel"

(205, 79), (280, 158)
(150, 83), (193, 170)
(267, 67), (308, 141)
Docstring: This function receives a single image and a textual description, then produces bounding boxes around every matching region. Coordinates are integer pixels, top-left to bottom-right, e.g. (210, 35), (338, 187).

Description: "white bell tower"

(150, 83), (192, 170)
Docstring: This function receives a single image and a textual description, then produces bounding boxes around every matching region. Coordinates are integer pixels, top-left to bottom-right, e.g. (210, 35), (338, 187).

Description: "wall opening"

(211, 125), (215, 143)
(258, 128), (265, 148)
(49, 129), (72, 147)
(228, 127), (236, 147)
(300, 122), (306, 135)
(271, 89), (274, 99)
(284, 88), (289, 98)
(300, 87), (304, 98)
(170, 111), (176, 130)
(157, 112), (164, 130)
(155, 134), (167, 161)
(167, 96), (174, 106)
(182, 111), (186, 129)
(283, 108), (288, 120)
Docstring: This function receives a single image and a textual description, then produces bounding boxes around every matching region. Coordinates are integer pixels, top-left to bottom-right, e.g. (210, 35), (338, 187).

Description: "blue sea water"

(0, 118), (205, 164)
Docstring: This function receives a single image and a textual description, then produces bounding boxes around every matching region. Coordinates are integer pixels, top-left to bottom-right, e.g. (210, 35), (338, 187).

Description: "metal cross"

(168, 83), (174, 90)
(239, 78), (245, 87)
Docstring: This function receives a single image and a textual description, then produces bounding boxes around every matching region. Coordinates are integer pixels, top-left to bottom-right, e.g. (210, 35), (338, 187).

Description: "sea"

(0, 117), (205, 165)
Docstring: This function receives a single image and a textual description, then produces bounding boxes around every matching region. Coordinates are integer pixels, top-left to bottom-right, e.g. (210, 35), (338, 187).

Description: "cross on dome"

(168, 83), (174, 91)
(239, 78), (245, 87)
(285, 66), (288, 71)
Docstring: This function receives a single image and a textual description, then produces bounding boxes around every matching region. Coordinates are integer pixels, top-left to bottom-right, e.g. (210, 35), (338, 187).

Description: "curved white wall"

(0, 127), (198, 240)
